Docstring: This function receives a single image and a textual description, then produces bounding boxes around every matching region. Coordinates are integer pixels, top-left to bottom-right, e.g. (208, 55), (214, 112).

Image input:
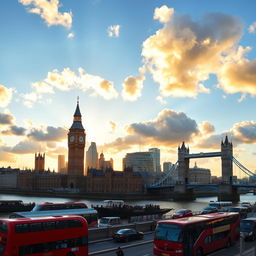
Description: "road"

(89, 233), (256, 256)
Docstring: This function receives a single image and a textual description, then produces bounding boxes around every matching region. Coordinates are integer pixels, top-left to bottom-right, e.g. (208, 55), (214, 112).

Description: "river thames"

(0, 193), (255, 216)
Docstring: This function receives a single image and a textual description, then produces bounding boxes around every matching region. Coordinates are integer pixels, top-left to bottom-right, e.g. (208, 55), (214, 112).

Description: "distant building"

(86, 168), (143, 193)
(189, 162), (211, 184)
(58, 155), (66, 174)
(149, 148), (161, 172)
(163, 162), (173, 172)
(123, 152), (155, 172)
(86, 142), (98, 172)
(34, 153), (45, 171)
(98, 153), (113, 170)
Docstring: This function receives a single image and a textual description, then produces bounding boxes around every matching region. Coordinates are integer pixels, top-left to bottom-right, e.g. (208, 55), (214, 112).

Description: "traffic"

(0, 200), (255, 255)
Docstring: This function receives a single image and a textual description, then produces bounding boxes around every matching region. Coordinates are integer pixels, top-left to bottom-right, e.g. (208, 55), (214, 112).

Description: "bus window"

(155, 223), (183, 242)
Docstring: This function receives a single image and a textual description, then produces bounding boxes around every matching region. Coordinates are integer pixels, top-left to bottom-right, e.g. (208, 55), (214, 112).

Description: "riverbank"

(0, 188), (233, 201)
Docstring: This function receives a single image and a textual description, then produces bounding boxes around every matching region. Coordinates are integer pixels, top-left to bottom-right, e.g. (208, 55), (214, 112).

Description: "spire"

(74, 97), (81, 117)
(224, 135), (229, 145)
(70, 97), (84, 130)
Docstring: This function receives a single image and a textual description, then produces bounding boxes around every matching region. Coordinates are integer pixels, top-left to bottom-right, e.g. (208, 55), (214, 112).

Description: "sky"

(0, 0), (256, 178)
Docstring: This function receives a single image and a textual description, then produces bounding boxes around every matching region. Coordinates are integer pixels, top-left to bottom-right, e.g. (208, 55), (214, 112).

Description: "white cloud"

(154, 5), (174, 23)
(122, 75), (145, 101)
(23, 67), (118, 107)
(107, 25), (121, 37)
(142, 12), (243, 98)
(248, 22), (256, 33)
(19, 0), (72, 28)
(67, 32), (75, 38)
(0, 84), (13, 108)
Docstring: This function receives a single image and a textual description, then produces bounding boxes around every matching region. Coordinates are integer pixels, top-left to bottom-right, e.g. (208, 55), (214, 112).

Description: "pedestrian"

(116, 246), (124, 256)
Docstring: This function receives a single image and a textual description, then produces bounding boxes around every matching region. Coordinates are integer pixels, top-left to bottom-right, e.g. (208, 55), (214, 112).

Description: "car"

(240, 202), (253, 212)
(240, 217), (256, 241)
(228, 206), (248, 219)
(172, 209), (193, 219)
(112, 228), (144, 242)
(200, 206), (218, 214)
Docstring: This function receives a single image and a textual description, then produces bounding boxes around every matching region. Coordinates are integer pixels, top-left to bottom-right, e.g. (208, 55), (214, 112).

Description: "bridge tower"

(178, 142), (190, 184)
(174, 142), (195, 201)
(221, 135), (233, 184)
(219, 135), (239, 201)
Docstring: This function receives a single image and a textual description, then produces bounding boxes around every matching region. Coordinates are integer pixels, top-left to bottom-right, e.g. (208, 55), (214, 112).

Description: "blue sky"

(0, 0), (256, 177)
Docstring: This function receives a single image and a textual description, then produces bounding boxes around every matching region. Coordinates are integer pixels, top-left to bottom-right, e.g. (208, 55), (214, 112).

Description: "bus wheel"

(226, 239), (232, 247)
(67, 253), (75, 256)
(196, 248), (204, 256)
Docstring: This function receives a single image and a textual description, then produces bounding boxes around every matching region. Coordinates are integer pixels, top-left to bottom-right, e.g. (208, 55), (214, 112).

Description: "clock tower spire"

(67, 98), (86, 176)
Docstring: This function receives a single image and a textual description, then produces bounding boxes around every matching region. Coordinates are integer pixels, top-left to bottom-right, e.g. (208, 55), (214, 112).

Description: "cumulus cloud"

(19, 0), (72, 28)
(23, 68), (118, 106)
(2, 140), (41, 154)
(0, 84), (13, 108)
(0, 113), (14, 125)
(28, 126), (67, 141)
(197, 121), (256, 149)
(154, 5), (174, 23)
(142, 11), (243, 98)
(104, 108), (199, 151)
(2, 126), (26, 136)
(107, 25), (121, 37)
(217, 46), (256, 96)
(249, 22), (256, 33)
(199, 121), (215, 134)
(67, 32), (75, 38)
(122, 75), (145, 101)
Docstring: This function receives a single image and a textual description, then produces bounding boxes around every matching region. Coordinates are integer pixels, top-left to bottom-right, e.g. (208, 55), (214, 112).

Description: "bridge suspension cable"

(232, 156), (256, 178)
(150, 161), (178, 187)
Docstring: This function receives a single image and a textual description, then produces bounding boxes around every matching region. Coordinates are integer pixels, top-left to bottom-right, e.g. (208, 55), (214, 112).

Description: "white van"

(98, 217), (121, 227)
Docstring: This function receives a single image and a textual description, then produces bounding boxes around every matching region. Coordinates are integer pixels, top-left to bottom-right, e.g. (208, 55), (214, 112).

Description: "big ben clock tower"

(68, 98), (86, 176)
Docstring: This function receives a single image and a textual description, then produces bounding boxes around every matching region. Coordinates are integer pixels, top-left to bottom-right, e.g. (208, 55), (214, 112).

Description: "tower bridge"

(148, 136), (255, 201)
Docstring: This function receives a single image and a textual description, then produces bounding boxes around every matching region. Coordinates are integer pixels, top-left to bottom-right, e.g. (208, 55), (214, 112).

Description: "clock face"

(70, 135), (75, 142)
(79, 136), (84, 143)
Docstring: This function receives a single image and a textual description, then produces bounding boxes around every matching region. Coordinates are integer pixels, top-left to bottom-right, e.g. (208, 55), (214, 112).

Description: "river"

(0, 193), (255, 217)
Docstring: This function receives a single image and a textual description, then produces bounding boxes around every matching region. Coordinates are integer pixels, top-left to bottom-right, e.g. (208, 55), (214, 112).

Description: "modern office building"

(86, 142), (98, 172)
(149, 148), (161, 172)
(58, 155), (66, 174)
(123, 152), (155, 172)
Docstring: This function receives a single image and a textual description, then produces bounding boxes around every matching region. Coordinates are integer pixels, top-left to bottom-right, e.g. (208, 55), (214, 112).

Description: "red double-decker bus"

(0, 215), (88, 256)
(154, 212), (240, 256)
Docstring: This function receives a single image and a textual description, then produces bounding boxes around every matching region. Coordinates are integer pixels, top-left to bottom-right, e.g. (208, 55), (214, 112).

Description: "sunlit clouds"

(248, 22), (256, 33)
(22, 68), (118, 106)
(0, 85), (13, 108)
(154, 5), (174, 23)
(122, 75), (145, 101)
(142, 10), (243, 98)
(19, 0), (72, 28)
(107, 25), (121, 37)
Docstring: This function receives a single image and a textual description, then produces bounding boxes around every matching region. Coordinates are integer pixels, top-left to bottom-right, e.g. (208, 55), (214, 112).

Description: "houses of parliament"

(0, 100), (145, 194)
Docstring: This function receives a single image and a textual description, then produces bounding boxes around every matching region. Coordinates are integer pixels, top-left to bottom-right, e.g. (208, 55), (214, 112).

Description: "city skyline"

(0, 0), (256, 177)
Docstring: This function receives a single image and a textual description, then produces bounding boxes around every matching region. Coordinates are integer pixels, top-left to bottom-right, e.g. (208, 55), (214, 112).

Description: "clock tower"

(67, 99), (86, 176)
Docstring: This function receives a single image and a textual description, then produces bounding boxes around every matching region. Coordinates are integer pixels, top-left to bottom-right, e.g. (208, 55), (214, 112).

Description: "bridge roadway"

(89, 232), (256, 256)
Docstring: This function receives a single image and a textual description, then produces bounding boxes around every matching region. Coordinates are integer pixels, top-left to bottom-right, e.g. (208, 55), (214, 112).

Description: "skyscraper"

(58, 155), (66, 174)
(149, 148), (161, 172)
(67, 99), (86, 176)
(86, 142), (98, 171)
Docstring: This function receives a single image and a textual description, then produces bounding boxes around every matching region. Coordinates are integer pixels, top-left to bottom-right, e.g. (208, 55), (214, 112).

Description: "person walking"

(116, 246), (124, 256)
